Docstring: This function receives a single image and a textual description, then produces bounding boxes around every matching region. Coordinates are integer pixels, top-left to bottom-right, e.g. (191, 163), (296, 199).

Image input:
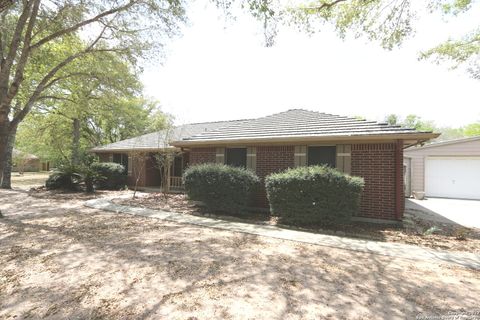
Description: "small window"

(308, 146), (336, 168)
(113, 153), (128, 173)
(226, 148), (247, 168)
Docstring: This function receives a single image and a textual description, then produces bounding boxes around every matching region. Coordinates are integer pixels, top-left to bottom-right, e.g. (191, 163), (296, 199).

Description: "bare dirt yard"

(116, 193), (480, 253)
(1, 190), (479, 319)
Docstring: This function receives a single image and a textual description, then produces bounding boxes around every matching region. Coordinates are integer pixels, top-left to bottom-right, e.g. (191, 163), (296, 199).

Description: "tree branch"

(301, 0), (347, 11)
(29, 0), (138, 51)
(11, 23), (109, 127)
(0, 1), (33, 102)
(6, 0), (41, 103)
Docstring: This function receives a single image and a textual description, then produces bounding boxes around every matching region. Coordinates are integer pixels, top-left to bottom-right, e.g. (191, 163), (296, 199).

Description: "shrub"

(265, 166), (364, 226)
(45, 164), (82, 190)
(90, 162), (127, 190)
(183, 163), (260, 215)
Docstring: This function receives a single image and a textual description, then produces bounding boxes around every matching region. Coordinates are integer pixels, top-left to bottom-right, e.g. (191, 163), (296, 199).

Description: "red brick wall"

(351, 142), (403, 220)
(128, 155), (147, 188)
(190, 148), (216, 165)
(97, 153), (110, 162)
(256, 146), (295, 207)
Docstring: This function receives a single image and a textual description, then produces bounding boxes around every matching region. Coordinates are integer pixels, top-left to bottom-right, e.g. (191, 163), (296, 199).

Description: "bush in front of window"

(91, 162), (127, 190)
(265, 166), (364, 226)
(183, 163), (260, 215)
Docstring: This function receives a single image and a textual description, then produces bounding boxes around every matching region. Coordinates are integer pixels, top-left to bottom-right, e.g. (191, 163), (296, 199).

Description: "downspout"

(395, 139), (404, 220)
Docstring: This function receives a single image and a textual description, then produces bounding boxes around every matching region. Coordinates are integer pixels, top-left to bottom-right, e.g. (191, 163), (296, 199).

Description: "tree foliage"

(385, 113), (480, 141)
(0, 0), (184, 187)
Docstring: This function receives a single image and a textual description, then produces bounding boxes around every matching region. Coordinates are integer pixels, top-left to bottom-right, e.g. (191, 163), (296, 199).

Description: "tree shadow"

(1, 190), (479, 319)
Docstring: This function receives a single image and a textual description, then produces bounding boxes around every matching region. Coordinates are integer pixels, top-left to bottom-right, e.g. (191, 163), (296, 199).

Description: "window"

(307, 146), (336, 168)
(112, 153), (129, 173)
(225, 148), (247, 168)
(172, 155), (183, 177)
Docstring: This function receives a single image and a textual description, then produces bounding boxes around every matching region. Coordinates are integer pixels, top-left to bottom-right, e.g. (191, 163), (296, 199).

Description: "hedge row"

(183, 163), (260, 215)
(46, 162), (126, 191)
(184, 163), (364, 225)
(265, 165), (364, 225)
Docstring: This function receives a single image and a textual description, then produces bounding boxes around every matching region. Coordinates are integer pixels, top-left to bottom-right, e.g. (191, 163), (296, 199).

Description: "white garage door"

(425, 158), (480, 200)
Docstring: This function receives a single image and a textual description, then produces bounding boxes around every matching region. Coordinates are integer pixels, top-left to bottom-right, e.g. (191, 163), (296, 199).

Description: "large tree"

(0, 0), (185, 187)
(1, 0), (478, 188)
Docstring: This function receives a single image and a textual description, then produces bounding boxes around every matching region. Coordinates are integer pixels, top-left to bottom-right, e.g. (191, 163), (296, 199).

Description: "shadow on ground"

(1, 190), (479, 319)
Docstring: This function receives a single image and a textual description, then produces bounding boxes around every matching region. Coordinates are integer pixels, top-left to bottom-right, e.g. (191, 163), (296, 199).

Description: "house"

(91, 119), (248, 191)
(404, 136), (480, 200)
(93, 109), (438, 221)
(12, 149), (41, 172)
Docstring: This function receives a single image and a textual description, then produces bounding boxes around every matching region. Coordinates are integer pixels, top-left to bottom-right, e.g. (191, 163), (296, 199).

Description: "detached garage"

(405, 136), (480, 200)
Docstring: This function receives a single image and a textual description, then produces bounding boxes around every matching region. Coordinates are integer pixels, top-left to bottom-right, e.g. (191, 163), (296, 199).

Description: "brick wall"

(190, 147), (216, 165)
(351, 143), (403, 220)
(255, 146), (295, 207)
(97, 153), (110, 162)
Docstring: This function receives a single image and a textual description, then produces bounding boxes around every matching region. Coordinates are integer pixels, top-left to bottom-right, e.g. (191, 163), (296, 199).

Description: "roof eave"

(90, 146), (179, 153)
(171, 132), (440, 147)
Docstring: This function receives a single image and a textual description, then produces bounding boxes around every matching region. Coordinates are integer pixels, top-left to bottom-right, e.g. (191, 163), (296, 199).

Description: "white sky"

(141, 1), (480, 127)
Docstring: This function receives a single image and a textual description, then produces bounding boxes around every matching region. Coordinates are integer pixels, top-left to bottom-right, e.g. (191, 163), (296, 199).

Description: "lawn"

(11, 171), (49, 189)
(0, 190), (479, 319)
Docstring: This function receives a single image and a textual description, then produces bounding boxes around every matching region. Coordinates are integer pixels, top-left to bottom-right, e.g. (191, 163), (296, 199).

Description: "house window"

(112, 153), (129, 173)
(307, 146), (336, 168)
(172, 155), (183, 177)
(226, 148), (247, 168)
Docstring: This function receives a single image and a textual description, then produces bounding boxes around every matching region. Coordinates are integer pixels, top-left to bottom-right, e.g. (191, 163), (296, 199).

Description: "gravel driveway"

(1, 190), (479, 319)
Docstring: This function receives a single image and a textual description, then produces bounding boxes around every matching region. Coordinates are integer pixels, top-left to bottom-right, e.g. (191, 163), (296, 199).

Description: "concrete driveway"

(406, 198), (480, 229)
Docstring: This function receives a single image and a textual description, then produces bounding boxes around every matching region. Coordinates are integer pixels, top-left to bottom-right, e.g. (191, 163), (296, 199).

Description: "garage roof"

(405, 136), (480, 152)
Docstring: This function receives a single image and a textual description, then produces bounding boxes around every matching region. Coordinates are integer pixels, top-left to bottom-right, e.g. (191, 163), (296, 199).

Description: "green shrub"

(265, 166), (364, 226)
(45, 164), (82, 190)
(183, 163), (260, 215)
(90, 162), (127, 190)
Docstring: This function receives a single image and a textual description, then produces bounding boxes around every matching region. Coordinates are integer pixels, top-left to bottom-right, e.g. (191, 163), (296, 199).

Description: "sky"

(141, 1), (480, 127)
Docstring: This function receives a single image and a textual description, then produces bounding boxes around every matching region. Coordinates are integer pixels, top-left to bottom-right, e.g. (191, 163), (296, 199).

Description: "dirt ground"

(1, 190), (479, 320)
(115, 193), (480, 253)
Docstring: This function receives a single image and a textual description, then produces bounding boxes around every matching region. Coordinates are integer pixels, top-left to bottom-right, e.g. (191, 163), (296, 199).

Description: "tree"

(464, 123), (480, 137)
(247, 0), (478, 77)
(0, 0), (185, 188)
(386, 114), (399, 126)
(1, 0), (479, 187)
(384, 114), (436, 131)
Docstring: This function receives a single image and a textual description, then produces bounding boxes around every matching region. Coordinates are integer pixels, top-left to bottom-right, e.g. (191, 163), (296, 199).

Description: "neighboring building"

(12, 149), (41, 172)
(93, 109), (438, 221)
(404, 136), (480, 200)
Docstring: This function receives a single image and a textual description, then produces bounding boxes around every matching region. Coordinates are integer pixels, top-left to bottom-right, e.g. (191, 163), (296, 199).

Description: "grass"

(11, 171), (49, 188)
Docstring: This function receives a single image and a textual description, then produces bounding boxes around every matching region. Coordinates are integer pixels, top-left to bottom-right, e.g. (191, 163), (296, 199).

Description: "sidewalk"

(85, 198), (480, 270)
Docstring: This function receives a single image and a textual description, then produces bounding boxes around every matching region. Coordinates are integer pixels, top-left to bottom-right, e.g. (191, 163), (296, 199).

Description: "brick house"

(93, 109), (438, 222)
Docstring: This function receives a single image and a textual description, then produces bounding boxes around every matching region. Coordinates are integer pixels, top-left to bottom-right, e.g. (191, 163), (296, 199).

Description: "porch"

(137, 176), (185, 193)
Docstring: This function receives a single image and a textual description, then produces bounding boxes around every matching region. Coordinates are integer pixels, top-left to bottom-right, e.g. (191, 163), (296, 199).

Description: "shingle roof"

(13, 149), (39, 160)
(91, 119), (248, 152)
(173, 109), (437, 145)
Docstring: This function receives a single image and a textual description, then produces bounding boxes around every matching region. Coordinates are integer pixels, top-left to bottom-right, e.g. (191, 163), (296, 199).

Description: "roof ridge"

(180, 118), (252, 126)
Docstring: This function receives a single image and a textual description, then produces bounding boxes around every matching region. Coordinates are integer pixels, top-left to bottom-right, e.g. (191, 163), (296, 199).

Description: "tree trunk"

(71, 118), (81, 165)
(1, 125), (17, 189)
(0, 117), (11, 186)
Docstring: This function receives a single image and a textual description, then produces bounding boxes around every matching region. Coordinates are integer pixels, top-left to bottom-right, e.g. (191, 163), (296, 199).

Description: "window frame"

(307, 145), (337, 168)
(225, 147), (248, 168)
